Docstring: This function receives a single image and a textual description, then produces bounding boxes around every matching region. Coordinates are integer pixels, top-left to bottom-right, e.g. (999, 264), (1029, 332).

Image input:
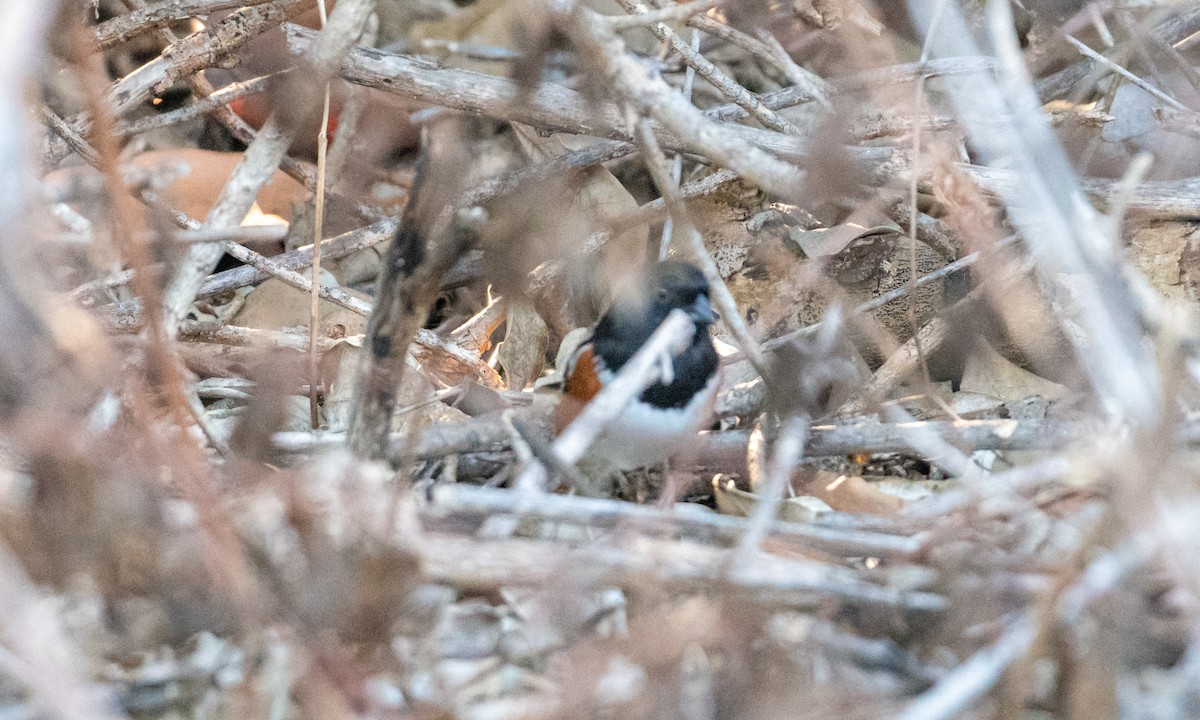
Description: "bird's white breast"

(583, 371), (719, 473)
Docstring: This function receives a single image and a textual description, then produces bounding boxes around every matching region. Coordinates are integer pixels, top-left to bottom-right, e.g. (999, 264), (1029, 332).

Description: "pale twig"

(418, 534), (946, 618)
(91, 218), (391, 305)
(1105, 151), (1154, 237)
(514, 311), (696, 491)
(166, 224), (291, 245)
(908, 76), (933, 391)
(309, 0), (334, 428)
(732, 415), (808, 565)
(427, 483), (922, 560)
(1064, 34), (1189, 111)
(852, 113), (958, 140)
(93, 0), (281, 48)
(836, 306), (952, 417)
(116, 73), (278, 138)
(220, 242), (371, 315)
(892, 614), (1036, 720)
(610, 0), (798, 134)
(684, 13), (832, 106)
(659, 29), (699, 260)
(275, 415), (1086, 470)
(181, 322), (347, 352)
(965, 163), (1200, 217)
(199, 218), (395, 297)
(752, 28), (832, 106)
(602, 0), (723, 29)
(909, 455), (1072, 519)
(163, 117), (296, 329)
(47, 1), (310, 164)
(634, 115), (691, 255)
(1155, 104), (1200, 138)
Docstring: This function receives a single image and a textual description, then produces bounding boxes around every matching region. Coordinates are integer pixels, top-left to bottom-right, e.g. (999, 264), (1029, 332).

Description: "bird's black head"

(647, 259), (716, 327)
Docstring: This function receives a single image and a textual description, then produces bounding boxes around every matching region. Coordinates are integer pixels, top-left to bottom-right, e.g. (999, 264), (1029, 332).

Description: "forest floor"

(3, 1), (1200, 719)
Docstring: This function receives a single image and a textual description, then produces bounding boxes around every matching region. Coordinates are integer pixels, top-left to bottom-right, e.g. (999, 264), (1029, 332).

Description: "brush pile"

(3, 1), (1200, 718)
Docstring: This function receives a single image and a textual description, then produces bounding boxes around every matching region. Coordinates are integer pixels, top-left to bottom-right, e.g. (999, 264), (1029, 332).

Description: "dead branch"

(94, 0), (286, 49)
(891, 614), (1036, 720)
(425, 483), (922, 559)
(47, 1), (311, 164)
(611, 0), (799, 134)
(416, 534), (947, 620)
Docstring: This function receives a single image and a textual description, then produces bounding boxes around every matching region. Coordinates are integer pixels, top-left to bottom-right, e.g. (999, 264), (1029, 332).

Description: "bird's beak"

(689, 293), (717, 324)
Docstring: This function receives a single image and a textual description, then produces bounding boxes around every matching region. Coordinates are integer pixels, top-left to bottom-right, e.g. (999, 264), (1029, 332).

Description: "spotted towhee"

(554, 260), (721, 480)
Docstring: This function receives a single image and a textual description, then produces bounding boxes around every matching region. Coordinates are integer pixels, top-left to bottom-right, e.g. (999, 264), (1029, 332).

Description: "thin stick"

(732, 415), (808, 565)
(891, 614), (1036, 720)
(273, 415), (1089, 465)
(908, 75), (933, 389)
(629, 114), (768, 376)
(93, 0), (279, 48)
(610, 0), (799, 134)
(904, 7), (950, 403)
(198, 219), (396, 298)
(686, 13), (832, 106)
(418, 534), (947, 617)
(427, 483), (922, 560)
(116, 73), (279, 138)
(602, 0), (722, 29)
(309, 0), (333, 429)
(1064, 34), (1189, 111)
(659, 29), (699, 260)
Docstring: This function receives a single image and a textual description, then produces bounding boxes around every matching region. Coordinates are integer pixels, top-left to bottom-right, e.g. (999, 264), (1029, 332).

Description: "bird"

(553, 259), (721, 490)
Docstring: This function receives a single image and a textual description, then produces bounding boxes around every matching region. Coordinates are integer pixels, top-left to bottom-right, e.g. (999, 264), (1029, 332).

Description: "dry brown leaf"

(231, 276), (367, 339)
(131, 149), (306, 223)
(45, 149), (303, 257)
(713, 466), (905, 521)
(712, 475), (833, 524)
(496, 301), (548, 391)
(794, 469), (905, 516)
(788, 222), (902, 259)
(957, 341), (1067, 407)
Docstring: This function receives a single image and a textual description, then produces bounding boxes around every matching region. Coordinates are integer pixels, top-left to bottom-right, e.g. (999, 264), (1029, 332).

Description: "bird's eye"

(657, 288), (670, 302)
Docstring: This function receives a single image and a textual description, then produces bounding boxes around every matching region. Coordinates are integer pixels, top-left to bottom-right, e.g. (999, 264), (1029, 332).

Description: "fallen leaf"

(231, 276), (367, 339)
(794, 469), (905, 516)
(496, 301), (549, 391)
(788, 222), (902, 259)
(959, 340), (1067, 405)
